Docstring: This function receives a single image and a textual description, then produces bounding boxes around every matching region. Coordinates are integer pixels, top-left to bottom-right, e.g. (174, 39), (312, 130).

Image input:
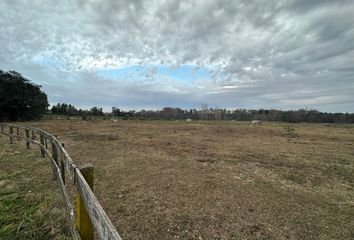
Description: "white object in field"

(250, 120), (261, 128)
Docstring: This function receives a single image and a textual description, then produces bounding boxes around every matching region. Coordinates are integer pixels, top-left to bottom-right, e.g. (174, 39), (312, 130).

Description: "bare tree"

(200, 103), (209, 120)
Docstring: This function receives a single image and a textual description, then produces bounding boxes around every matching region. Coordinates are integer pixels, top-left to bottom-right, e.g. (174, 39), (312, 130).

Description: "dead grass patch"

(17, 120), (354, 239)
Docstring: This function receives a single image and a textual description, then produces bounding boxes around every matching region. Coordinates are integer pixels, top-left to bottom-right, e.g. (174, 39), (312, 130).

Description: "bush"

(284, 126), (296, 139)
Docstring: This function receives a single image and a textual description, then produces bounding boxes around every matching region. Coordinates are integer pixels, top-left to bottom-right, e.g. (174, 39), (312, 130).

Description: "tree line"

(40, 103), (354, 124)
(51, 103), (104, 116)
(109, 107), (354, 123)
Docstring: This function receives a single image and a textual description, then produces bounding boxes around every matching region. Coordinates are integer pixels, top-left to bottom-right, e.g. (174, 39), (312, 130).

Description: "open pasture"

(25, 120), (354, 240)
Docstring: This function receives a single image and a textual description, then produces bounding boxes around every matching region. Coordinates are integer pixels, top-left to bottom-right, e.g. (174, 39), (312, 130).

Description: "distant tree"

(51, 103), (80, 116)
(214, 107), (223, 120)
(90, 107), (104, 116)
(112, 107), (120, 116)
(51, 105), (58, 114)
(200, 103), (209, 120)
(0, 70), (49, 121)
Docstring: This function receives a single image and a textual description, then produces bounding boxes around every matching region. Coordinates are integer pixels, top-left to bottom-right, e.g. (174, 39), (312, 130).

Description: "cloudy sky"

(1, 0), (354, 112)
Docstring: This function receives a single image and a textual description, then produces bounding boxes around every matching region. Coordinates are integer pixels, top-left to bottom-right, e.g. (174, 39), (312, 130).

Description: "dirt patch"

(72, 133), (120, 142)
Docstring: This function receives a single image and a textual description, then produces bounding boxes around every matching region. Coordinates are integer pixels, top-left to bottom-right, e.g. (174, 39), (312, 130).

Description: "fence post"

(45, 137), (48, 149)
(16, 127), (20, 141)
(9, 126), (13, 144)
(51, 140), (58, 181)
(31, 130), (35, 141)
(76, 164), (94, 240)
(39, 133), (45, 157)
(60, 143), (65, 184)
(25, 128), (30, 149)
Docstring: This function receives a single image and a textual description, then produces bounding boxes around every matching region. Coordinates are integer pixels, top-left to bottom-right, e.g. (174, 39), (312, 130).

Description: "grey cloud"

(0, 0), (353, 112)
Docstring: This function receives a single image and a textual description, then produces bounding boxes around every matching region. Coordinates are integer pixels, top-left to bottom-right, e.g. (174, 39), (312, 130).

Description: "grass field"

(0, 135), (72, 239)
(6, 120), (354, 239)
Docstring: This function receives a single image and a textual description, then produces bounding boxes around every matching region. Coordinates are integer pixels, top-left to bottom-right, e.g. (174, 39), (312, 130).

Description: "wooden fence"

(0, 123), (122, 240)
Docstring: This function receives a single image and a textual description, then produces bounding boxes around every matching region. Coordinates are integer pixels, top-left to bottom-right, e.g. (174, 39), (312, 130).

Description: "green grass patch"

(0, 136), (72, 240)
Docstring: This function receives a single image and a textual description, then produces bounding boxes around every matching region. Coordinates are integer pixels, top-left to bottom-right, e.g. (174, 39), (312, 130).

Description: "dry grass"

(22, 120), (354, 239)
(0, 135), (72, 240)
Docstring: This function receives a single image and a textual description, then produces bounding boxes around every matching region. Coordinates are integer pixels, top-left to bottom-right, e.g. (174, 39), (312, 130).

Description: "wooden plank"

(27, 138), (40, 145)
(51, 140), (58, 181)
(60, 143), (66, 184)
(76, 164), (94, 240)
(40, 133), (45, 157)
(51, 158), (81, 240)
(75, 168), (122, 240)
(51, 137), (77, 180)
(25, 128), (30, 149)
(60, 146), (77, 180)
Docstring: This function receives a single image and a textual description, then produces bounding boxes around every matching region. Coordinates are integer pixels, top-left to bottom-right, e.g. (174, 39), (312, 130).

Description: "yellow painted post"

(76, 164), (94, 240)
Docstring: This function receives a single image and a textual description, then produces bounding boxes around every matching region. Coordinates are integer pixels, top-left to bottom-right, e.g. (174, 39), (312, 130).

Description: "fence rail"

(0, 123), (122, 240)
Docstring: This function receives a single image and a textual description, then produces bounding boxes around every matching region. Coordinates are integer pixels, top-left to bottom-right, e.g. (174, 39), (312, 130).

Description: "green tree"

(0, 70), (49, 121)
(89, 107), (104, 116)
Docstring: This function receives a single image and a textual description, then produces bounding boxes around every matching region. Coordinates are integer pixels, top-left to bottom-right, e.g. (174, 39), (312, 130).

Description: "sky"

(1, 0), (354, 113)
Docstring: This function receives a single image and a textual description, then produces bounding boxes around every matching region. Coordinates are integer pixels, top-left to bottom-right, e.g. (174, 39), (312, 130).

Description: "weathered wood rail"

(0, 123), (122, 240)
